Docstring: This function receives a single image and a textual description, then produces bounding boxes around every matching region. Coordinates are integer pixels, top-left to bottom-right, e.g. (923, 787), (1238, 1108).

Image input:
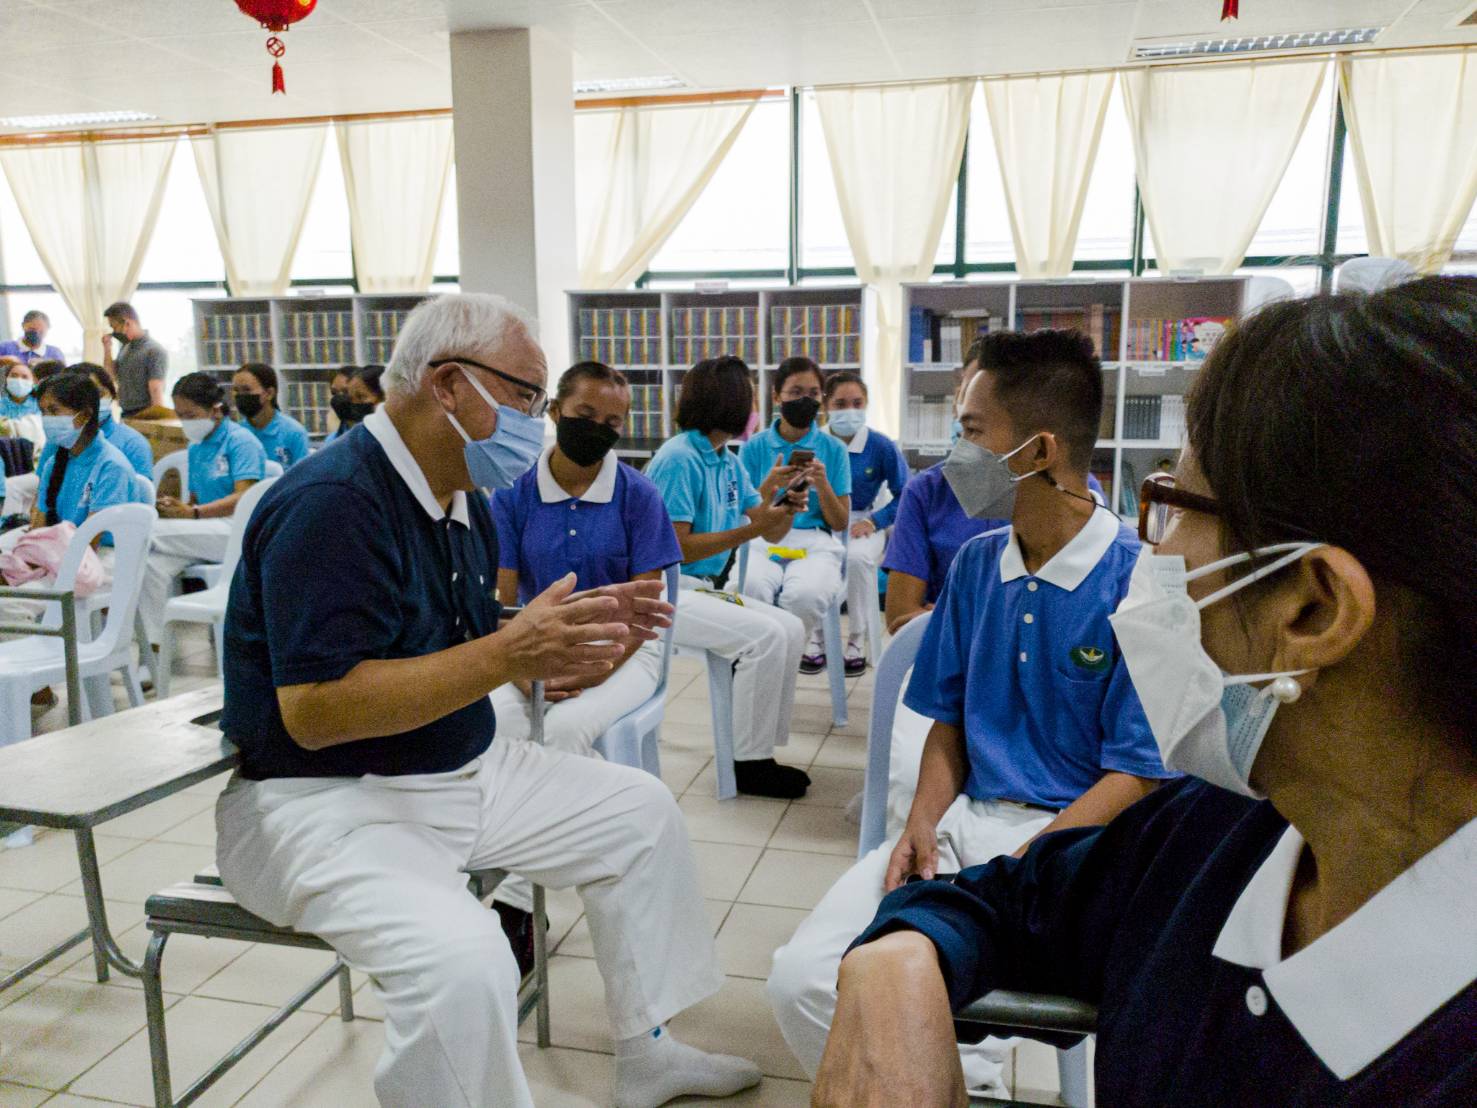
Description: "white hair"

(383, 293), (538, 396)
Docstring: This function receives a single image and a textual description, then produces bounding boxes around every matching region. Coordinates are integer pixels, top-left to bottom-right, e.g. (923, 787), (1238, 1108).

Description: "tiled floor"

(0, 627), (1068, 1105)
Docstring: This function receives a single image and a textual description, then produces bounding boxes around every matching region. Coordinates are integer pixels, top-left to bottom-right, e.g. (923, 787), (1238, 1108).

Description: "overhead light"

(574, 76), (687, 95)
(0, 110), (159, 129)
(1133, 27), (1381, 59)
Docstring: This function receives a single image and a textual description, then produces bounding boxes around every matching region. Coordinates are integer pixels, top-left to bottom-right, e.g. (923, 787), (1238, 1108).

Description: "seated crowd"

(0, 277), (1471, 1106)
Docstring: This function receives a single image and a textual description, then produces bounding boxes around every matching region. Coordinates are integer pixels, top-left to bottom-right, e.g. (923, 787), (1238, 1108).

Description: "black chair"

(0, 436), (34, 478)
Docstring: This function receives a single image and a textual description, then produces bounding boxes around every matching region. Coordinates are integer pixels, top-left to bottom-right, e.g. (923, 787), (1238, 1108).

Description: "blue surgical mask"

(827, 408), (866, 439)
(42, 414), (83, 450)
(5, 377), (32, 401)
(444, 367), (545, 491)
(949, 418), (963, 446)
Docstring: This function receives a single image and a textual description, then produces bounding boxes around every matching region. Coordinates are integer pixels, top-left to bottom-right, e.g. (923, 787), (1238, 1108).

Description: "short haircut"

(962, 335), (987, 373)
(22, 309), (49, 327)
(172, 371), (226, 411)
(974, 329), (1103, 470)
(31, 359), (66, 382)
(676, 355), (753, 436)
(383, 294), (535, 396)
(773, 356), (822, 396)
(556, 361), (629, 406)
(352, 363), (386, 401)
(823, 370), (866, 402)
(104, 301), (138, 323)
(237, 362), (279, 393)
(37, 372), (101, 433)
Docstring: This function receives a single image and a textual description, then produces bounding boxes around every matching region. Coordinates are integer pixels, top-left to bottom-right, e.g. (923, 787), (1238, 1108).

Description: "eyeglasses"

(429, 357), (548, 418)
(1138, 472), (1219, 545)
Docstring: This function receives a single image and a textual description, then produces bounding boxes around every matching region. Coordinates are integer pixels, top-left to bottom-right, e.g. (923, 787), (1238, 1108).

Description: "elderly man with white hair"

(214, 294), (761, 1108)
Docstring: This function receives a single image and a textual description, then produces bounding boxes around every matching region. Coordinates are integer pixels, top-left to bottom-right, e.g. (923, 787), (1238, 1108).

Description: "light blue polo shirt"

(189, 419), (267, 505)
(904, 508), (1173, 810)
(645, 429), (761, 579)
(737, 419), (852, 531)
(1, 393), (40, 425)
(98, 411), (154, 478)
(35, 435), (146, 532)
(241, 410), (310, 469)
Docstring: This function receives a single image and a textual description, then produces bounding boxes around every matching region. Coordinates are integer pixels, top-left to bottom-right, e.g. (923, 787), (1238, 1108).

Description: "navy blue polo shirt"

(853, 777), (1477, 1105)
(493, 447), (681, 604)
(222, 413), (500, 779)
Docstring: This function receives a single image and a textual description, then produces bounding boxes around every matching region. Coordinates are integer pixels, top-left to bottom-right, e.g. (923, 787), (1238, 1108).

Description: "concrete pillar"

(449, 27), (575, 373)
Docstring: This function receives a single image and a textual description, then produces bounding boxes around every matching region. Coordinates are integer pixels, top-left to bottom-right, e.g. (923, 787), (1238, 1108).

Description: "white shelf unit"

(568, 286), (865, 457)
(193, 293), (434, 437)
(901, 276), (1260, 518)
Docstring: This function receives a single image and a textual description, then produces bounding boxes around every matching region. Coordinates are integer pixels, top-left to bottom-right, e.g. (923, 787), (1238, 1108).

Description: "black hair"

(773, 356), (823, 398)
(1189, 275), (1477, 741)
(676, 355), (754, 436)
(72, 363), (113, 399)
(962, 335), (987, 373)
(352, 364), (386, 401)
(237, 362), (279, 394)
(31, 359), (65, 382)
(36, 373), (101, 524)
(22, 309), (49, 327)
(973, 329), (1102, 470)
(172, 371), (226, 412)
(333, 365), (357, 381)
(556, 361), (629, 406)
(823, 370), (867, 402)
(104, 301), (138, 323)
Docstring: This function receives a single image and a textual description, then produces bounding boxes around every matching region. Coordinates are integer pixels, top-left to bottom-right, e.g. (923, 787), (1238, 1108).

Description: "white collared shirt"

(1212, 814), (1477, 1079)
(997, 504), (1120, 591)
(364, 407), (470, 527)
(534, 444), (618, 505)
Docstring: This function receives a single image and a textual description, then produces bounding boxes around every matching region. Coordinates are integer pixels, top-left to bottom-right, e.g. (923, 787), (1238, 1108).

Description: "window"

(0, 173), (50, 286)
(648, 98), (789, 273)
(1246, 68), (1335, 258)
(801, 91), (851, 270)
(292, 139), (354, 281)
(1336, 137), (1368, 256)
(136, 138), (226, 284)
(433, 162), (459, 279)
(964, 83), (1013, 265)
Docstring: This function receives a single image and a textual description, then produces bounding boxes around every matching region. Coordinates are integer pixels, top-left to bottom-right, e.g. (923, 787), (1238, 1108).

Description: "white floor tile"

(738, 849), (854, 911)
(0, 831), (138, 896)
(768, 804), (857, 857)
(0, 978), (148, 1090)
(677, 794), (788, 847)
(0, 1083), (49, 1108)
(713, 903), (809, 980)
(232, 1014), (382, 1107)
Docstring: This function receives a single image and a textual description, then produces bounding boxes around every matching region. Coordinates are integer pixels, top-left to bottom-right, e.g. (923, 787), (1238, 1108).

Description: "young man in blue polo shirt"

(216, 296), (761, 1108)
(767, 329), (1173, 1096)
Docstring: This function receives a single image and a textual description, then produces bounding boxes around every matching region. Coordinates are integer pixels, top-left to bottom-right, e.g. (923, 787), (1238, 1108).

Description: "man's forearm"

(819, 484), (848, 531)
(905, 723), (969, 831)
(1013, 771), (1161, 856)
(148, 378), (166, 407)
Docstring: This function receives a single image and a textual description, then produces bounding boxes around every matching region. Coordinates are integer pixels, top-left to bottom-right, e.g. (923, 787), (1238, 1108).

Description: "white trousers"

(139, 519), (231, 644)
(488, 640), (664, 912)
(766, 795), (1054, 1094)
(845, 522), (887, 655)
(886, 694), (932, 839)
(2, 472), (39, 519)
(673, 579), (803, 760)
(216, 739), (724, 1108)
(741, 529), (844, 643)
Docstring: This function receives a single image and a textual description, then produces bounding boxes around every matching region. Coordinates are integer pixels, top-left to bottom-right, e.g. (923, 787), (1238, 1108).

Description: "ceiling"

(4, 0), (1477, 131)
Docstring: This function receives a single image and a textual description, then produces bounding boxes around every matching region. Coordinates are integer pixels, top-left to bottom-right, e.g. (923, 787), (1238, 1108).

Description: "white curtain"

(981, 71), (1114, 278)
(0, 137), (175, 361)
(1340, 50), (1477, 273)
(576, 99), (758, 289)
(1122, 58), (1327, 275)
(192, 125), (327, 296)
(336, 116), (453, 292)
(814, 79), (974, 435)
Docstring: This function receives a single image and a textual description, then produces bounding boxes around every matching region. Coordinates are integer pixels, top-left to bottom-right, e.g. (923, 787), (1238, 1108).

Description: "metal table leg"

(75, 827), (143, 979)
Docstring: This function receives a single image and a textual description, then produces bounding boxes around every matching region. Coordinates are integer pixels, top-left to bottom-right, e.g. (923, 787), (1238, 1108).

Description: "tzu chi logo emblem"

(1070, 645), (1109, 673)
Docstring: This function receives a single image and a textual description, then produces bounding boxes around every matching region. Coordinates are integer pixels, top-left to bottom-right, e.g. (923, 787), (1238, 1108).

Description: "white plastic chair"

(590, 565), (680, 776)
(184, 465), (281, 590)
(856, 609), (1090, 1108)
(156, 476), (278, 698)
(153, 450), (188, 501)
(817, 530), (849, 728)
(0, 504), (155, 746)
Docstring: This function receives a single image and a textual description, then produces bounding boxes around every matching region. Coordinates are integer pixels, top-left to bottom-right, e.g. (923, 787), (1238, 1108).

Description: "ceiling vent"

(1133, 27), (1381, 60)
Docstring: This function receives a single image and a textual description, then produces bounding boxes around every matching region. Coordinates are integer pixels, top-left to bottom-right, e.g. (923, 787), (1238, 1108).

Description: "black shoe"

(734, 759), (811, 799)
(798, 653), (826, 675)
(492, 901), (539, 980)
(844, 655), (867, 678)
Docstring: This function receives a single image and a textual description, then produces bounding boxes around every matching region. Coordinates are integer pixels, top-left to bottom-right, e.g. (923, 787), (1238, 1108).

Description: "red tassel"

(1221, 0), (1238, 19)
(272, 60), (285, 94)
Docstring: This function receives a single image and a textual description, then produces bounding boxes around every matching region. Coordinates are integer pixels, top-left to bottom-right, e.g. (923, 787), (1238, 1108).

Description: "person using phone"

(737, 356), (852, 673)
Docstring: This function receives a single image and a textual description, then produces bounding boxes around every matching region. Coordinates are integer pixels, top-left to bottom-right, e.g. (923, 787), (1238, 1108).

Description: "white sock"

(614, 1025), (761, 1108)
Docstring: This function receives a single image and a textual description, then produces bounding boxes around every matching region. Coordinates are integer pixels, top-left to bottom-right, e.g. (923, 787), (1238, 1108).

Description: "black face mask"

(331, 394), (375, 424)
(235, 394), (264, 420)
(22, 329), (41, 347)
(780, 396), (820, 429)
(111, 330), (128, 344)
(555, 415), (621, 467)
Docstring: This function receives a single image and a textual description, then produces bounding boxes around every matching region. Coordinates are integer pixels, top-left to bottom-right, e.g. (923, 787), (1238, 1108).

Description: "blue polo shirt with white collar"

(493, 446), (681, 604)
(98, 411), (154, 478)
(905, 507), (1171, 809)
(737, 419), (852, 531)
(241, 410), (311, 470)
(825, 423), (910, 528)
(35, 435), (145, 529)
(222, 413), (501, 779)
(645, 430), (762, 579)
(189, 418), (266, 504)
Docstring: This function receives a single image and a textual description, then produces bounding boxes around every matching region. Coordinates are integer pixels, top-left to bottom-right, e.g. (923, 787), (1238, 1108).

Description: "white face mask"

(1109, 542), (1322, 798)
(181, 418), (217, 445)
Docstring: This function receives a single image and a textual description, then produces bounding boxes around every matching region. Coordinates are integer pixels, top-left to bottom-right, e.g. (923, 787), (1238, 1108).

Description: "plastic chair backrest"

(133, 475), (156, 503)
(45, 503), (155, 653)
(858, 609), (933, 857)
(217, 476), (279, 592)
(732, 541), (749, 593)
(153, 449), (188, 499)
(263, 460), (285, 478)
(652, 563), (681, 699)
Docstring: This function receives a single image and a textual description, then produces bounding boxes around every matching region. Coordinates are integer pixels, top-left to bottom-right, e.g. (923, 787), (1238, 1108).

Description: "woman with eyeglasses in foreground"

(814, 276), (1477, 1106)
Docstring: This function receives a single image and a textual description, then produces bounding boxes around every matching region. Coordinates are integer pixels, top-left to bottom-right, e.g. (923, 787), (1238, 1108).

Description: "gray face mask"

(942, 433), (1044, 519)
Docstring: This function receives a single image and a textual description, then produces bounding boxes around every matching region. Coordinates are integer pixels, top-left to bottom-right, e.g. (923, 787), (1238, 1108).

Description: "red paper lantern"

(1221, 0), (1239, 19)
(235, 0), (318, 94)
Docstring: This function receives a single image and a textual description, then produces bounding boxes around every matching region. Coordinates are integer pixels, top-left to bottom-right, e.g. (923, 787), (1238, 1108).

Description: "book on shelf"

(769, 304), (860, 364)
(1015, 305), (1121, 360)
(624, 382), (665, 439)
(201, 311), (272, 367)
(282, 379), (333, 436)
(578, 307), (663, 366)
(669, 305), (759, 365)
(1124, 315), (1230, 362)
(908, 308), (1005, 365)
(903, 396), (954, 444)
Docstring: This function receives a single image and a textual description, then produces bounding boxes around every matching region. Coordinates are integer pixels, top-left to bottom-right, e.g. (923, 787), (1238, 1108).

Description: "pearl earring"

(1270, 675), (1302, 704)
